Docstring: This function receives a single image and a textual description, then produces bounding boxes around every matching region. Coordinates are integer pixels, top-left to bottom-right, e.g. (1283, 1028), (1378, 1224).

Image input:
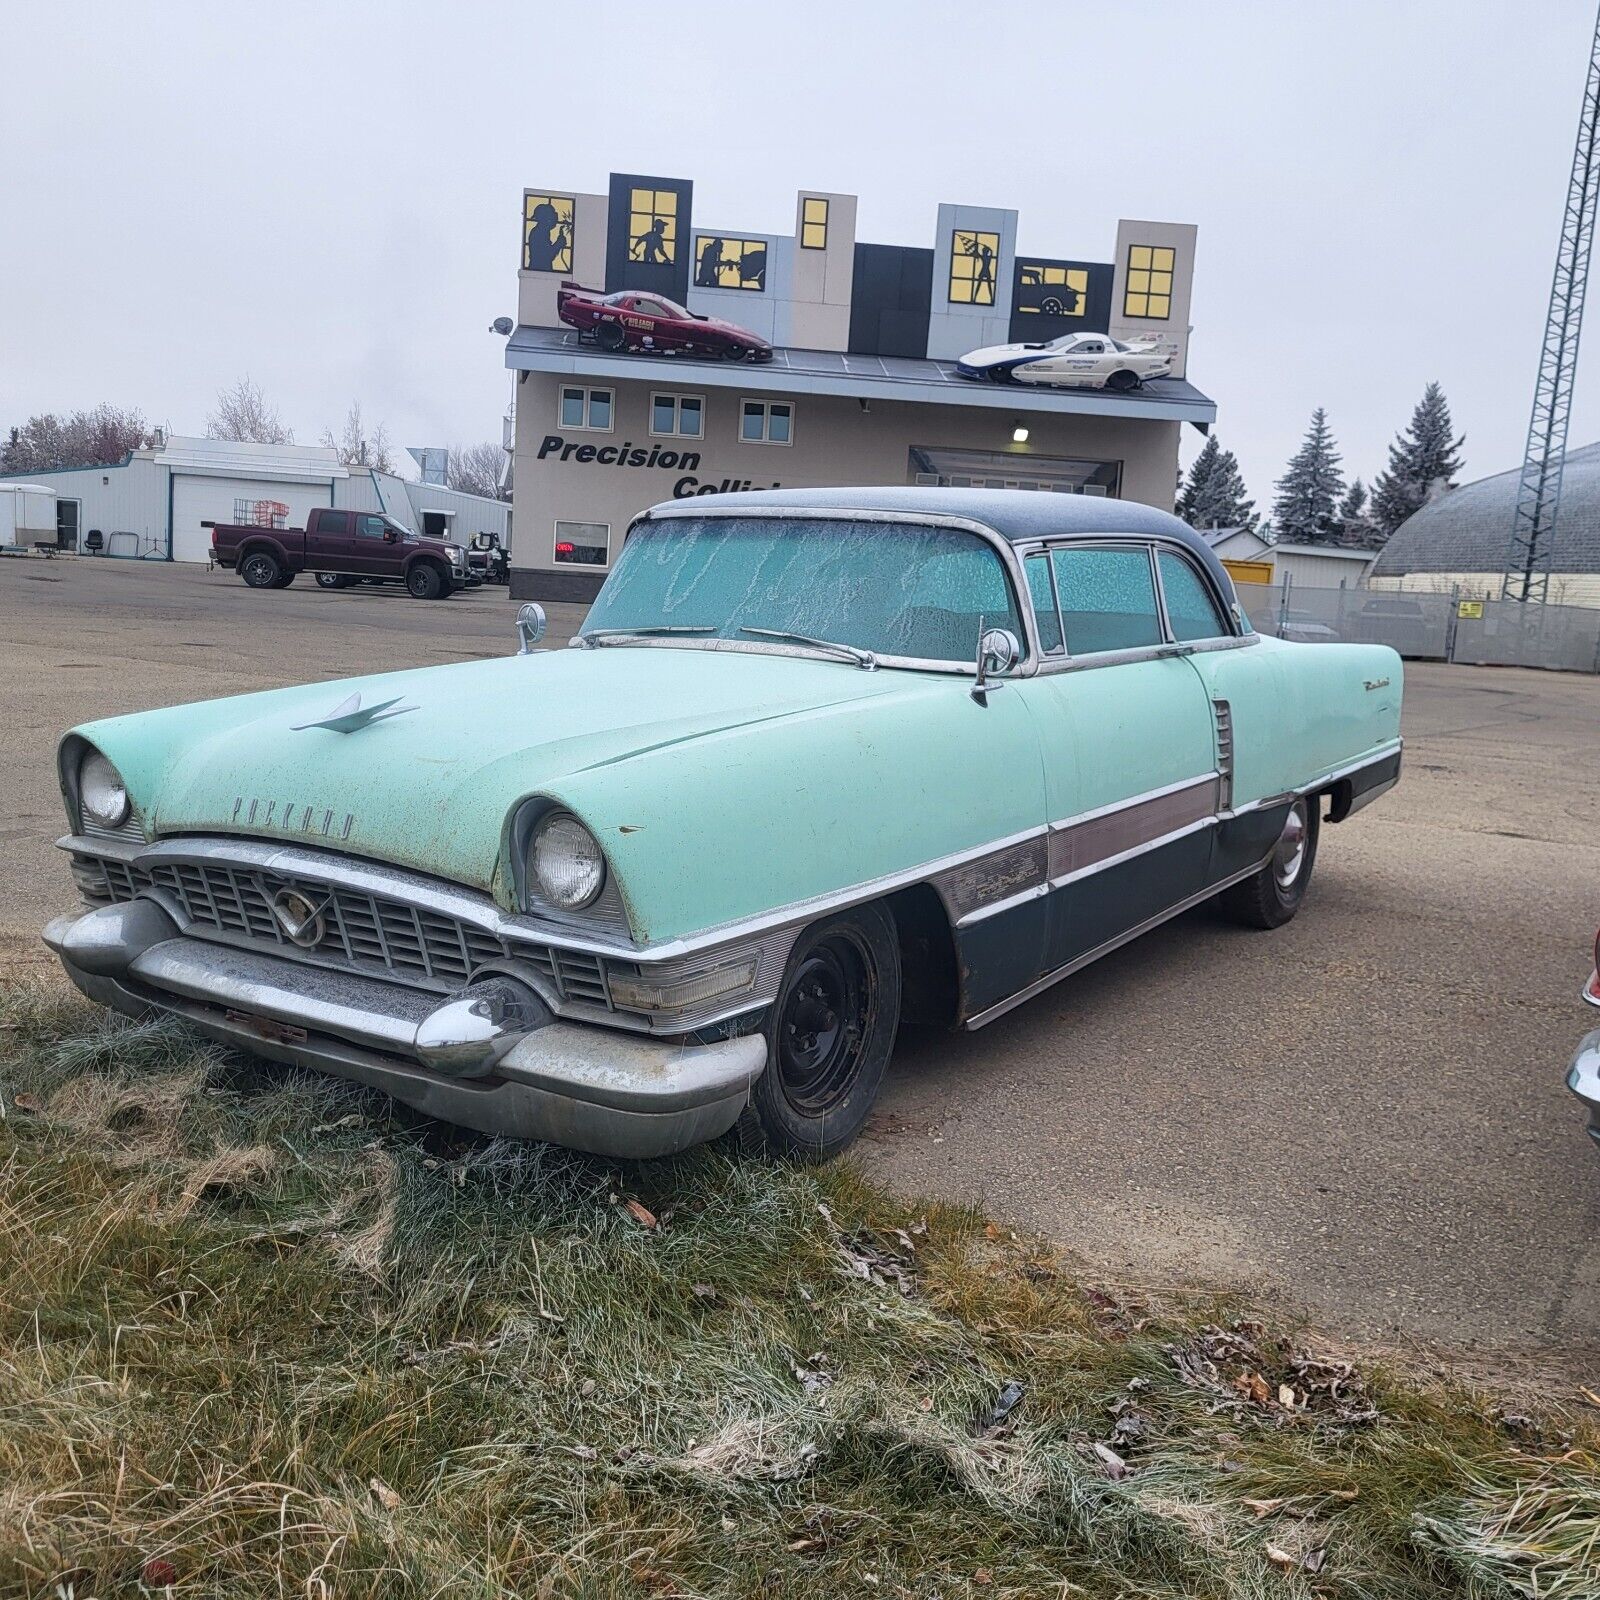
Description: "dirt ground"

(3, 554), (1597, 1372)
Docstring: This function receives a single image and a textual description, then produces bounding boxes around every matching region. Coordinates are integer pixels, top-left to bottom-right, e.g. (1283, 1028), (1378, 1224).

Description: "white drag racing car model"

(956, 332), (1172, 391)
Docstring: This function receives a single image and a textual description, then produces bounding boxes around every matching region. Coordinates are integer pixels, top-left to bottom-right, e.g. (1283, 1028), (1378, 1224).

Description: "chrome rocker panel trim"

(43, 905), (765, 1159)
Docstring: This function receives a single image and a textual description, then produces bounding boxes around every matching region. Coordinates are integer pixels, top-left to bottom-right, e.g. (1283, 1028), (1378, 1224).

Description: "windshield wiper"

(579, 625), (717, 647)
(737, 626), (877, 669)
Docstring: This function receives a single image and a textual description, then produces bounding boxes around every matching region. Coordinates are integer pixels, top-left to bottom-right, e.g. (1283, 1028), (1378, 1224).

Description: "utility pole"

(1504, 1), (1600, 602)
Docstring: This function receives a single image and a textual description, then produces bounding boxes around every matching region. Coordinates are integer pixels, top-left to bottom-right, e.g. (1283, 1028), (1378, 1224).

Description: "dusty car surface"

(44, 489), (1403, 1161)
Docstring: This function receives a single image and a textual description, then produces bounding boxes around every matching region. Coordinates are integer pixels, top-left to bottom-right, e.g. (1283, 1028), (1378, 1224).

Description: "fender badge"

(1363, 677), (1391, 691)
(292, 690), (417, 733)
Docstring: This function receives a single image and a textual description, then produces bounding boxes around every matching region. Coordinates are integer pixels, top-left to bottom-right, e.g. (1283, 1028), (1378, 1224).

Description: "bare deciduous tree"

(446, 441), (510, 501)
(206, 376), (293, 444)
(321, 401), (393, 472)
(1, 405), (159, 473)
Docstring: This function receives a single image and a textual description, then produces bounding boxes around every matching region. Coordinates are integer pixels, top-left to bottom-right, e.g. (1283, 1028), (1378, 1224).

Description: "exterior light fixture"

(1012, 422), (1030, 444)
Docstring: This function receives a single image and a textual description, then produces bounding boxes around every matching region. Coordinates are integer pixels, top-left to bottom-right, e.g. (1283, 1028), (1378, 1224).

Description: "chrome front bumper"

(43, 902), (765, 1159)
(1568, 1027), (1600, 1149)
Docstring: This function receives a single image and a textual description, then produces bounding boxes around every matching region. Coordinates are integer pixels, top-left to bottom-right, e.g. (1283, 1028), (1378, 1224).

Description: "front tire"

(723, 342), (747, 361)
(1222, 798), (1319, 929)
(240, 550), (284, 588)
(406, 562), (445, 600)
(744, 904), (901, 1161)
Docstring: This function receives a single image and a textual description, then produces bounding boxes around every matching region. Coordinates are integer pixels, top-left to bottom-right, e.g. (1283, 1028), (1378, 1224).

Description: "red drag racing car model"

(556, 283), (773, 362)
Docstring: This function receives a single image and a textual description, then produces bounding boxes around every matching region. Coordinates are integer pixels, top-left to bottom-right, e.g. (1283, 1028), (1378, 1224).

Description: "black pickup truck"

(209, 509), (468, 599)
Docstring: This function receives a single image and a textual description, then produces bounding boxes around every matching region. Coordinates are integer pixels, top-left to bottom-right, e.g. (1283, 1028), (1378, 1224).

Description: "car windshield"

(582, 515), (1024, 664)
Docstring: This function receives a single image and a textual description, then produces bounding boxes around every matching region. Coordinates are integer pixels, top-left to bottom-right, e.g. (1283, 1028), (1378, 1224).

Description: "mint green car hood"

(75, 648), (919, 916)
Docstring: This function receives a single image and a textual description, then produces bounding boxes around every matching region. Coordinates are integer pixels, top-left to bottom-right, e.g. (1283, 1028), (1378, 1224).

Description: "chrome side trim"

(963, 853), (1273, 1030)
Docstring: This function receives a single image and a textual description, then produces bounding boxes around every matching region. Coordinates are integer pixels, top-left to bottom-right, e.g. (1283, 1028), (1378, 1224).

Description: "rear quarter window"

(1157, 550), (1229, 642)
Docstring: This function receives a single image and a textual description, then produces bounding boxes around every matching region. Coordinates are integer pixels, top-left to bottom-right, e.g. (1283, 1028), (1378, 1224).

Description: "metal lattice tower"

(1504, 1), (1600, 602)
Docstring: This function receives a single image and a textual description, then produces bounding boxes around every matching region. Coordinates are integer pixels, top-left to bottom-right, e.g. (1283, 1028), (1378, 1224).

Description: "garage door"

(169, 474), (330, 564)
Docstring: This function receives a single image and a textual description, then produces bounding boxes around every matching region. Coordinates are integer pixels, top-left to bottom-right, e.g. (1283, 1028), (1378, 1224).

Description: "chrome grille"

(83, 853), (618, 1010)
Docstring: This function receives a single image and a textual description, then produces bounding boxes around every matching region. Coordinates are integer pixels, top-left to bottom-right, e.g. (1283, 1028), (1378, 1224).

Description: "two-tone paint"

(45, 487), (1402, 1155)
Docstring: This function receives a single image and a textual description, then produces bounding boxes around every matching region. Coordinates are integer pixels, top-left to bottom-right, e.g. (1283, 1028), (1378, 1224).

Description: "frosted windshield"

(584, 516), (1024, 663)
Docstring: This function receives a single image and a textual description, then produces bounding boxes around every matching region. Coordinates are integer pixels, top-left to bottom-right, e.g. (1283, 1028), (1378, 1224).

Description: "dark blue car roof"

(645, 485), (1236, 600)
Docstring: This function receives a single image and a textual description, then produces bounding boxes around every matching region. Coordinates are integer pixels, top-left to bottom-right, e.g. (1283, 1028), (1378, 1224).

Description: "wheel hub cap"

(1273, 803), (1308, 890)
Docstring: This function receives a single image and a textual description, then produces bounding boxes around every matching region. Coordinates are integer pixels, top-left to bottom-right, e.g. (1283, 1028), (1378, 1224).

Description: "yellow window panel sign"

(1123, 243), (1175, 320)
(1017, 262), (1089, 316)
(801, 197), (828, 251)
(1457, 599), (1485, 618)
(524, 193), (575, 275)
(629, 188), (678, 265)
(949, 230), (1000, 306)
(694, 235), (768, 291)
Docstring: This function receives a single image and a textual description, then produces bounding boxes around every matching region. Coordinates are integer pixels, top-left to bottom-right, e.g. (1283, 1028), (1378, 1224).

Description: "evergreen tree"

(1178, 434), (1257, 531)
(1272, 408), (1346, 544)
(1339, 478), (1374, 546)
(1371, 382), (1465, 534)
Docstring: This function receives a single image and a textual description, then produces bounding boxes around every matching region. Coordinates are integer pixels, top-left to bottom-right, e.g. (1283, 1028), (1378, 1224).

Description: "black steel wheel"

(595, 321), (626, 351)
(1222, 798), (1320, 929)
(240, 550), (283, 588)
(743, 903), (901, 1161)
(406, 562), (444, 600)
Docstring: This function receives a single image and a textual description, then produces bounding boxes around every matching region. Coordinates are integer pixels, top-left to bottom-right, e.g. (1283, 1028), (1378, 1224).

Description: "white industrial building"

(0, 435), (510, 564)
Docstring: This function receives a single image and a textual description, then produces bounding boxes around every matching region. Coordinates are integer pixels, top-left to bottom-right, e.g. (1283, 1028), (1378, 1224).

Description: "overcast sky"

(4, 0), (1597, 506)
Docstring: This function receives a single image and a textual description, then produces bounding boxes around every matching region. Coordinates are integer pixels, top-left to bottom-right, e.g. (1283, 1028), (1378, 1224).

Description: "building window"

(740, 399), (793, 444)
(694, 235), (767, 290)
(554, 521), (608, 567)
(801, 197), (829, 250)
(949, 229), (1000, 306)
(523, 193), (574, 274)
(628, 187), (677, 266)
(1016, 261), (1088, 317)
(1123, 244), (1174, 320)
(232, 496), (289, 528)
(558, 386), (613, 431)
(651, 392), (704, 438)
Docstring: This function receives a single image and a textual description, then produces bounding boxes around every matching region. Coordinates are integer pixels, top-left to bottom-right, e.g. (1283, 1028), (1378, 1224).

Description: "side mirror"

(516, 602), (548, 654)
(971, 624), (1020, 704)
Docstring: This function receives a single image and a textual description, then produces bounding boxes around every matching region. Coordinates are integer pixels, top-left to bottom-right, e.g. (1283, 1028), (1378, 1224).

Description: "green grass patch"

(0, 976), (1595, 1598)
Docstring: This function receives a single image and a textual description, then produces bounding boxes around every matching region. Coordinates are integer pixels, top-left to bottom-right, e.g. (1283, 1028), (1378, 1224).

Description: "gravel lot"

(3, 555), (1597, 1367)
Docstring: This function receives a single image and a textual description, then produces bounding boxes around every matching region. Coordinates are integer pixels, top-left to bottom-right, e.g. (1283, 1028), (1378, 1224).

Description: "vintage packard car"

(556, 282), (773, 362)
(956, 332), (1173, 390)
(44, 489), (1403, 1161)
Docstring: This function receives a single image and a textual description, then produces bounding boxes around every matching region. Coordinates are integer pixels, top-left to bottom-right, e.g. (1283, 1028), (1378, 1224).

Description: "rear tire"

(744, 904), (901, 1162)
(1106, 369), (1140, 392)
(595, 322), (626, 352)
(315, 572), (350, 590)
(1222, 798), (1319, 929)
(406, 562), (445, 600)
(240, 550), (283, 589)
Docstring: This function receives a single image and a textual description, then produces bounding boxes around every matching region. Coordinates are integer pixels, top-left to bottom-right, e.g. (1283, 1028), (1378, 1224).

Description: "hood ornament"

(292, 691), (417, 734)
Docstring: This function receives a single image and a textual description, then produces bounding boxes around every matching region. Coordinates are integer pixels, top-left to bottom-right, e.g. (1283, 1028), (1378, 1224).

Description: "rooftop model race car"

(956, 331), (1172, 391)
(557, 283), (773, 362)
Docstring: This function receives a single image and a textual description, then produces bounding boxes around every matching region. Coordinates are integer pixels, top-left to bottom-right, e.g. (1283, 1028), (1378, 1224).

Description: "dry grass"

(1, 974), (1596, 1599)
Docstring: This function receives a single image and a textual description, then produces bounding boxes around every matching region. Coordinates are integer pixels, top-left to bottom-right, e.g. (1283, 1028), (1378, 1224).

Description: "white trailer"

(0, 484), (57, 548)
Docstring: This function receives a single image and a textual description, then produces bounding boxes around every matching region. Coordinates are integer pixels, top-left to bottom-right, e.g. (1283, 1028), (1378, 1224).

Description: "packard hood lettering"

(292, 691), (417, 734)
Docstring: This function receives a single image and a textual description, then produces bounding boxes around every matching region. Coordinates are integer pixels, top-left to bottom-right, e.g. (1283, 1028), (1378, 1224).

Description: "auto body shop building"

(503, 171), (1216, 601)
(0, 435), (509, 563)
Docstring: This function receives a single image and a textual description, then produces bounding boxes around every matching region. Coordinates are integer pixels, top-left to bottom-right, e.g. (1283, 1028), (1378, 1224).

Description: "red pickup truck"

(209, 509), (468, 599)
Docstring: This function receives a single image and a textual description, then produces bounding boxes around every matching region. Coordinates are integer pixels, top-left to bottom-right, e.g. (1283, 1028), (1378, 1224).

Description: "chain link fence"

(1233, 580), (1600, 674)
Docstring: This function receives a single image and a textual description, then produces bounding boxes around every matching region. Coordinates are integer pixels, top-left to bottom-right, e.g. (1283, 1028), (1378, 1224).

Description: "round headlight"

(79, 749), (129, 828)
(531, 813), (605, 910)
